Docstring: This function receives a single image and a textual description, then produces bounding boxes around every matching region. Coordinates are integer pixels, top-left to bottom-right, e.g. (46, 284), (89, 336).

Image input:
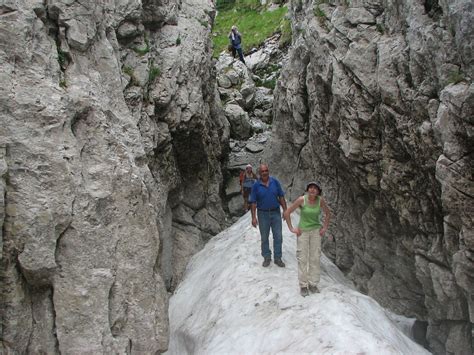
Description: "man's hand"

(252, 216), (258, 228)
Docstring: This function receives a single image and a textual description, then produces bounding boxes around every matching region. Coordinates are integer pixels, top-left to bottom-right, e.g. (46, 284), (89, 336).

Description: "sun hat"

(306, 181), (322, 193)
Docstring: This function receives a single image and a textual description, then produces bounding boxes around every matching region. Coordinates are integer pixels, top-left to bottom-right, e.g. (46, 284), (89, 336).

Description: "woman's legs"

(296, 231), (310, 288)
(308, 229), (321, 288)
(242, 188), (250, 211)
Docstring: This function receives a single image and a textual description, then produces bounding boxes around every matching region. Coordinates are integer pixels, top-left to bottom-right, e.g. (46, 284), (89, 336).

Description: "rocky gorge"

(0, 0), (472, 354)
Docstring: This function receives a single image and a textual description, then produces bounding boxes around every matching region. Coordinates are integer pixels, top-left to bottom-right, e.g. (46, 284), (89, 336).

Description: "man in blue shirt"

(249, 164), (287, 267)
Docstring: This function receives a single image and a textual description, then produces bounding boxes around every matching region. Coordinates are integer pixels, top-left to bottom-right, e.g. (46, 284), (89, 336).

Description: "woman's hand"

(291, 227), (302, 237)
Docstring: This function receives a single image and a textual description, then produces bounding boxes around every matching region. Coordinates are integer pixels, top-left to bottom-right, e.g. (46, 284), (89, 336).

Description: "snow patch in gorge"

(166, 213), (430, 354)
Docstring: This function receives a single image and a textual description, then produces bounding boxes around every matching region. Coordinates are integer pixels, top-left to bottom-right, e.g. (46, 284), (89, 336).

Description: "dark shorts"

(243, 187), (252, 199)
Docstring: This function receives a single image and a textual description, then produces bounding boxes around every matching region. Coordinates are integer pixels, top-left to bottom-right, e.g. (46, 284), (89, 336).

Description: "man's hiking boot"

(262, 258), (271, 267)
(300, 287), (309, 297)
(274, 259), (285, 267)
(309, 285), (320, 294)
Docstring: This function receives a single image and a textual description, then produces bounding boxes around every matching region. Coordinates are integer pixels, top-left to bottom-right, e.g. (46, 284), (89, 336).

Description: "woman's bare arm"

(283, 196), (304, 232)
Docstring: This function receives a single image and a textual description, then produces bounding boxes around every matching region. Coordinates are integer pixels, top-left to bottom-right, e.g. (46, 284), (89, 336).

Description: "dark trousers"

(232, 47), (245, 64)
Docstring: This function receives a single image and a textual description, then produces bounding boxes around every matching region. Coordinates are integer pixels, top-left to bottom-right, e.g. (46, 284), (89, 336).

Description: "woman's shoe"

(300, 287), (309, 297)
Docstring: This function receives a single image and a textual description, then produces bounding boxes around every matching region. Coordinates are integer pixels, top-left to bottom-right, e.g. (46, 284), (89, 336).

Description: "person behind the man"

(240, 164), (257, 212)
(249, 164), (287, 267)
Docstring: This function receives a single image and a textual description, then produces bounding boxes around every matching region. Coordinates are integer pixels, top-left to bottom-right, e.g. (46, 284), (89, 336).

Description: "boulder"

(224, 104), (253, 139)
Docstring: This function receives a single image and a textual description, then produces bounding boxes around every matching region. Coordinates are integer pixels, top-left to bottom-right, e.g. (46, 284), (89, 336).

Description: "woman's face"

(307, 185), (320, 196)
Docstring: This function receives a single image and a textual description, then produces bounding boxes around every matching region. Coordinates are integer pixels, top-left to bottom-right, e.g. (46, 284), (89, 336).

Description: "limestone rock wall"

(0, 0), (228, 353)
(266, 0), (473, 353)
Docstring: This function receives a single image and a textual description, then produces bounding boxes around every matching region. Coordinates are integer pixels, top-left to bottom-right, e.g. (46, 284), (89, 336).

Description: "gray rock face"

(225, 104), (253, 139)
(266, 0), (473, 353)
(0, 0), (227, 353)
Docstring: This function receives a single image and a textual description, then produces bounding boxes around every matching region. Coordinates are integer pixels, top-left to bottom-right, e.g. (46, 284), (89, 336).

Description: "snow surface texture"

(167, 212), (430, 354)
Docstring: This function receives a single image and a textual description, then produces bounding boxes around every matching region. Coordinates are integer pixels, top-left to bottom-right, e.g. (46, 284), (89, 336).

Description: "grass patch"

(313, 5), (328, 30)
(212, 2), (288, 57)
(376, 23), (385, 34)
(149, 65), (161, 82)
(217, 0), (260, 11)
(176, 35), (181, 45)
(255, 77), (277, 90)
(255, 63), (280, 77)
(123, 66), (134, 77)
(279, 17), (292, 47)
(59, 78), (67, 88)
(133, 45), (149, 56)
(133, 34), (150, 56)
(447, 70), (464, 85)
(122, 65), (140, 87)
(57, 48), (66, 68)
(313, 5), (326, 18)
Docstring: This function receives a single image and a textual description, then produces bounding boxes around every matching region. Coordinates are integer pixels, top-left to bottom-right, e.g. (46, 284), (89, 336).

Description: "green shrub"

(176, 35), (181, 45)
(59, 78), (67, 88)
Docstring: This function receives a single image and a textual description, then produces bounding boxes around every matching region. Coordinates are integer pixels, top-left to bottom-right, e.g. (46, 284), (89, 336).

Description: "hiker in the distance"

(283, 181), (331, 297)
(228, 25), (246, 64)
(249, 164), (287, 267)
(239, 164), (257, 211)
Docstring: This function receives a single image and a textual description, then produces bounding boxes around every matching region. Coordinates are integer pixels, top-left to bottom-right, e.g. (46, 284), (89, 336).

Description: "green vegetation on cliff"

(212, 0), (289, 57)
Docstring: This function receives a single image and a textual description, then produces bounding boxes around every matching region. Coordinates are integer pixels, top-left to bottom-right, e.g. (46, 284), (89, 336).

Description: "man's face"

(259, 166), (269, 180)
